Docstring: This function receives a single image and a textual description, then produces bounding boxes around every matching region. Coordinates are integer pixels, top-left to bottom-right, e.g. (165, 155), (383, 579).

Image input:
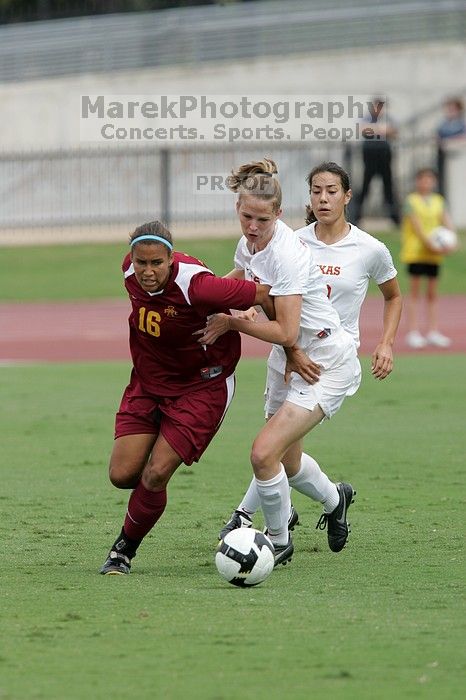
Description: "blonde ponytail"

(226, 157), (282, 212)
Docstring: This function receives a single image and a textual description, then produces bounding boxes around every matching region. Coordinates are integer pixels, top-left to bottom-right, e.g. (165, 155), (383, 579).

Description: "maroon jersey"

(123, 251), (257, 396)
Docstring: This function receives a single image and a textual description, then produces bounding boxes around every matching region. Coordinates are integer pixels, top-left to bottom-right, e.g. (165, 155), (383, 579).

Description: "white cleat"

(406, 331), (427, 349)
(425, 331), (451, 348)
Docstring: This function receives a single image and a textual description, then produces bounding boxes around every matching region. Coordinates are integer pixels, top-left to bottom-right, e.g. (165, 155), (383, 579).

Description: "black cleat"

(273, 535), (294, 567)
(316, 482), (355, 552)
(264, 504), (300, 536)
(218, 510), (253, 541)
(100, 551), (132, 575)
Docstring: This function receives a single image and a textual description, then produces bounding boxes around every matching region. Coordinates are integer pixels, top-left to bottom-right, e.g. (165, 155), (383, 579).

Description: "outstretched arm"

(198, 292), (301, 347)
(253, 283), (276, 320)
(223, 269), (274, 321)
(371, 277), (402, 380)
(224, 268), (245, 280)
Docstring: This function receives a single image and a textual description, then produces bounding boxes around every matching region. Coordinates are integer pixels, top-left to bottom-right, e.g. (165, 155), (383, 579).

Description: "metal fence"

(0, 0), (464, 82)
(0, 136), (441, 244)
(0, 142), (340, 228)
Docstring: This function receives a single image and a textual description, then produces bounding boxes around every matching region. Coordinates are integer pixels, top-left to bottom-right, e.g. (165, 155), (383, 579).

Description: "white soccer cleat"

(406, 331), (427, 349)
(425, 331), (451, 348)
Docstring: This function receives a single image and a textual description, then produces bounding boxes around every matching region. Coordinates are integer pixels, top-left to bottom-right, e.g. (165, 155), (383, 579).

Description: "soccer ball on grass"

(215, 528), (275, 587)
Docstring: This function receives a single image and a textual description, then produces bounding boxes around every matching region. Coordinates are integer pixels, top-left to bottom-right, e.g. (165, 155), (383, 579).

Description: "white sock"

(239, 479), (294, 521)
(255, 465), (291, 546)
(238, 477), (261, 516)
(288, 452), (339, 513)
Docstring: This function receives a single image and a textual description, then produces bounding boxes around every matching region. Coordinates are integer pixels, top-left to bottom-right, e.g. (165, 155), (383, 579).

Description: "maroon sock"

(124, 482), (167, 542)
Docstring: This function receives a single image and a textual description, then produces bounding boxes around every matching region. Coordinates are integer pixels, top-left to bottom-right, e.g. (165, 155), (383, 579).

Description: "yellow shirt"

(400, 192), (445, 264)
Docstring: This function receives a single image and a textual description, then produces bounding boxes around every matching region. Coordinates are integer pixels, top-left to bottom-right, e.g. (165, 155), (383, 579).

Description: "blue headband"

(130, 234), (173, 250)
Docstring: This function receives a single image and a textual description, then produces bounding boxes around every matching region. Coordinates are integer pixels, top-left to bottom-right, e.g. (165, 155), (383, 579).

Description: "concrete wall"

(1, 41), (465, 151)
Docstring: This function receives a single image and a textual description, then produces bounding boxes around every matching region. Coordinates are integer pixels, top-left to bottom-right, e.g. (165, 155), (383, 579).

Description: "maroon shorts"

(115, 372), (236, 465)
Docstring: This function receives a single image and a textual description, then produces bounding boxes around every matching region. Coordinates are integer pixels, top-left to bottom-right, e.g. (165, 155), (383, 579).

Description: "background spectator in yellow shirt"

(400, 168), (456, 349)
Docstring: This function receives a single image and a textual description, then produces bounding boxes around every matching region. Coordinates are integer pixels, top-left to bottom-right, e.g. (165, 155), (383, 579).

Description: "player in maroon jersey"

(100, 220), (272, 575)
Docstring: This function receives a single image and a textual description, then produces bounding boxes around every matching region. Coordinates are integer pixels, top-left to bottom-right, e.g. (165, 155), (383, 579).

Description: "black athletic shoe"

(218, 510), (253, 541)
(264, 504), (300, 536)
(100, 551), (132, 575)
(273, 535), (294, 567)
(316, 482), (355, 552)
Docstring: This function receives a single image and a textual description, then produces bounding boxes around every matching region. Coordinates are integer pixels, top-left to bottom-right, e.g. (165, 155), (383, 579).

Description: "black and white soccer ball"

(215, 528), (275, 587)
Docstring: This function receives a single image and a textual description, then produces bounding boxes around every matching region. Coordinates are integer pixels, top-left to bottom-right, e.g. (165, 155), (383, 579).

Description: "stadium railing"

(0, 134), (441, 244)
(0, 0), (465, 82)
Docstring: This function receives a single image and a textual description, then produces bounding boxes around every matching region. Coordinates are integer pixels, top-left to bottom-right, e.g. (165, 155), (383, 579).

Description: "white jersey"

(234, 219), (355, 371)
(295, 222), (397, 348)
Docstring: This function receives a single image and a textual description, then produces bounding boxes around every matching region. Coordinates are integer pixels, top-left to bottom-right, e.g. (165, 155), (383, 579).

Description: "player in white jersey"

(296, 161), (401, 370)
(297, 221), (396, 347)
(197, 159), (362, 565)
(206, 161), (402, 562)
(234, 216), (356, 385)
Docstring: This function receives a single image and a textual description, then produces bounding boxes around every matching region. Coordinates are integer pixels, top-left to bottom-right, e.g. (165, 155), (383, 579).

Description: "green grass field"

(1, 229), (465, 300)
(1, 356), (465, 700)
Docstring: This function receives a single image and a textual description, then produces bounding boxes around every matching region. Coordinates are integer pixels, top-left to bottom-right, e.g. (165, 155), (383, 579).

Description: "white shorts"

(264, 342), (361, 419)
